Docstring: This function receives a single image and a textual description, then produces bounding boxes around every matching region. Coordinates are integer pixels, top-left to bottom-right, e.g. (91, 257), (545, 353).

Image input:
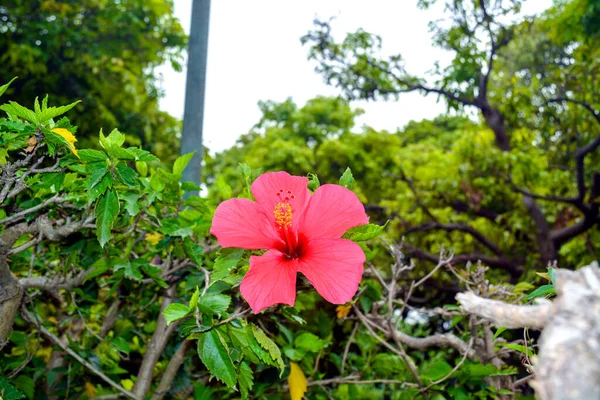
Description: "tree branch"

(132, 285), (179, 399)
(21, 306), (139, 400)
(404, 222), (503, 256)
(456, 292), (551, 329)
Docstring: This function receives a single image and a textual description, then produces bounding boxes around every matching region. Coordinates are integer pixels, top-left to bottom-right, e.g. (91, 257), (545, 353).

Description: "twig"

(0, 194), (63, 225)
(420, 338), (474, 392)
(308, 376), (418, 387)
(341, 323), (359, 376)
(21, 306), (139, 400)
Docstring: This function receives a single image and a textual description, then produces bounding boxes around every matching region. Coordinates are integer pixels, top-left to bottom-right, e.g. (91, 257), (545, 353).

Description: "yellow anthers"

(274, 202), (293, 229)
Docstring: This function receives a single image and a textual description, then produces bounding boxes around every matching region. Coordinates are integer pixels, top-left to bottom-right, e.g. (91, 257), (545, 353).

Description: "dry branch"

(457, 263), (600, 400)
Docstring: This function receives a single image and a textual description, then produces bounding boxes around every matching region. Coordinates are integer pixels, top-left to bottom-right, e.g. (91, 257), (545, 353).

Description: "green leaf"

(197, 330), (237, 389)
(111, 337), (131, 354)
(196, 294), (231, 316)
(115, 164), (138, 187)
(88, 163), (109, 189)
(239, 162), (252, 181)
(526, 284), (555, 301)
(420, 360), (453, 381)
(113, 262), (144, 282)
(162, 303), (191, 326)
(0, 77), (17, 98)
(100, 128), (126, 149)
(295, 332), (327, 353)
(136, 161), (148, 177)
(238, 361), (254, 399)
(189, 286), (201, 310)
(307, 172), (320, 192)
(95, 189), (119, 247)
(127, 147), (159, 162)
(174, 151), (195, 176)
(79, 149), (108, 162)
(0, 377), (26, 400)
(12, 376), (33, 400)
(342, 222), (386, 242)
(150, 172), (166, 192)
(339, 167), (355, 189)
(215, 175), (233, 199)
(251, 324), (285, 371)
(183, 238), (204, 265)
(38, 101), (80, 123)
(88, 173), (113, 203)
(122, 193), (141, 216)
(493, 327), (507, 340)
(211, 248), (244, 282)
(501, 343), (534, 357)
(0, 101), (37, 123)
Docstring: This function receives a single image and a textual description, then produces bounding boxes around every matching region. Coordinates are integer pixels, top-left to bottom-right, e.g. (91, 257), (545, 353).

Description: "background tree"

(0, 0), (187, 162)
(297, 0), (600, 273)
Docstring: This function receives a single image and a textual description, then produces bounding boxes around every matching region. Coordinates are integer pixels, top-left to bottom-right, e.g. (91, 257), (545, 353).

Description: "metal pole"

(181, 0), (211, 190)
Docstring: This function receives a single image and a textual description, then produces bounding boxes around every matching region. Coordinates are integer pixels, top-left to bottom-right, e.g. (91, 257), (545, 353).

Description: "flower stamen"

(274, 202), (293, 229)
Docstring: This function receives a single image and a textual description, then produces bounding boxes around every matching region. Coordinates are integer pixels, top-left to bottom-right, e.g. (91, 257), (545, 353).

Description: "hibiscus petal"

(298, 184), (369, 239)
(298, 238), (365, 304)
(251, 171), (311, 226)
(210, 198), (281, 249)
(241, 250), (298, 313)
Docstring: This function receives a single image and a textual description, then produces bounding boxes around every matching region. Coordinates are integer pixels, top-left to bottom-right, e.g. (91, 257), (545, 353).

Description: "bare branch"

(405, 222), (503, 256)
(456, 291), (551, 329)
(151, 340), (194, 400)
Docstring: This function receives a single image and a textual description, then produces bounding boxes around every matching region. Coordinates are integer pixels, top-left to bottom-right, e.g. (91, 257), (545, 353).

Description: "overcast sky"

(156, 0), (552, 153)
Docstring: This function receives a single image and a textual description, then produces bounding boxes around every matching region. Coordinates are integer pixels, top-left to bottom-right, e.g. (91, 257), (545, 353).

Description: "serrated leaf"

(251, 324), (285, 371)
(38, 101), (80, 123)
(88, 173), (113, 202)
(79, 149), (108, 162)
(0, 377), (26, 400)
(0, 101), (37, 123)
(113, 262), (143, 282)
(339, 167), (355, 189)
(127, 147), (159, 161)
(88, 163), (108, 189)
(0, 77), (17, 98)
(122, 193), (140, 216)
(238, 361), (254, 399)
(183, 238), (204, 265)
(115, 164), (137, 186)
(288, 362), (307, 400)
(342, 222), (386, 242)
(197, 294), (231, 316)
(174, 151), (195, 176)
(95, 189), (119, 247)
(163, 303), (191, 326)
(211, 248), (244, 283)
(197, 330), (237, 389)
(526, 284), (555, 301)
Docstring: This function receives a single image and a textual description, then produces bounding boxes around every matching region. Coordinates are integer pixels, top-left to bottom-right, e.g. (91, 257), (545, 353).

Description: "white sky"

(157, 0), (552, 153)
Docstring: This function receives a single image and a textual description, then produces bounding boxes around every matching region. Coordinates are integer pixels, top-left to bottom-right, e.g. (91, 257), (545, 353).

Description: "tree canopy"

(0, 0), (187, 162)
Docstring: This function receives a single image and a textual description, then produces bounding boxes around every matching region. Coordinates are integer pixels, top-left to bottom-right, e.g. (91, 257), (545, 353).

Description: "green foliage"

(197, 330), (238, 389)
(0, 0), (186, 162)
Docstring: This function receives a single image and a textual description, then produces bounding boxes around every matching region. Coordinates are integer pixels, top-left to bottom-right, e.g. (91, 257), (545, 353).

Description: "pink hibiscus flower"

(210, 171), (369, 313)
